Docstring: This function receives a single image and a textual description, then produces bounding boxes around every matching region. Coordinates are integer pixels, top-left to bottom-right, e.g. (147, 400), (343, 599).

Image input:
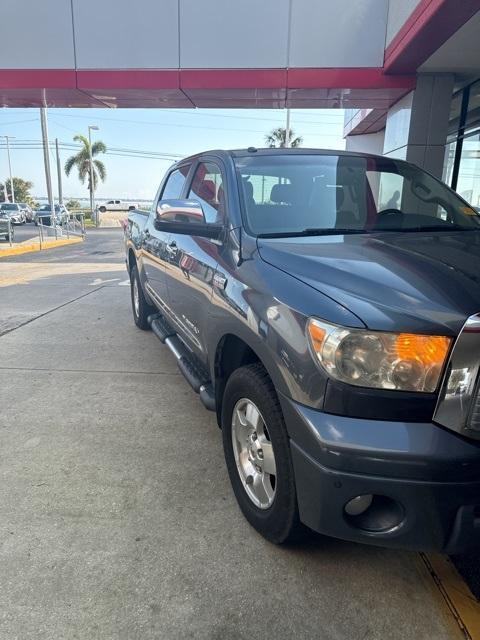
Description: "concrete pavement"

(0, 229), (461, 639)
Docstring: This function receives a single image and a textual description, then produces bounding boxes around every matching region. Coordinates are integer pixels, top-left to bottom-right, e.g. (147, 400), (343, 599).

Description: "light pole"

(1, 135), (16, 202)
(88, 125), (99, 226)
(40, 108), (57, 239)
(55, 138), (63, 205)
(285, 109), (291, 148)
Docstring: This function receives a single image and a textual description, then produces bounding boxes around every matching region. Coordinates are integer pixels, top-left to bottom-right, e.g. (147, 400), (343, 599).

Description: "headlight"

(307, 318), (451, 393)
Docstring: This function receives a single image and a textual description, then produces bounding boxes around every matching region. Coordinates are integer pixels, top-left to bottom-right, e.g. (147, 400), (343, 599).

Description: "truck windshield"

(235, 154), (480, 237)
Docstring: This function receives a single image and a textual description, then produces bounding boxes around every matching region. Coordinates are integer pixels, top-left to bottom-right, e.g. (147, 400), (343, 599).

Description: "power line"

(0, 139), (183, 161)
(21, 109), (344, 125)
(0, 118), (39, 127)
(37, 111), (344, 135)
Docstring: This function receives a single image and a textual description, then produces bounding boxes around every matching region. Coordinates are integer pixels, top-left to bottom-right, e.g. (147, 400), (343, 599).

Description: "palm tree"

(64, 134), (107, 199)
(265, 127), (302, 148)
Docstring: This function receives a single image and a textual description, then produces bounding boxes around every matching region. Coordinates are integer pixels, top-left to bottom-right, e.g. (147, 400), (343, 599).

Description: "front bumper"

(280, 395), (480, 552)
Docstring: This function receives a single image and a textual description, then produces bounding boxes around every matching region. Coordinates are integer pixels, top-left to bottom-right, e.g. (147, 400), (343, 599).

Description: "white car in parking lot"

(0, 203), (25, 224)
(97, 200), (138, 213)
(18, 203), (34, 222)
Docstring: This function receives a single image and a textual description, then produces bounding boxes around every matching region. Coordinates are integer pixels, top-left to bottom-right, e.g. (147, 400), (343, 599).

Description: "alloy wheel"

(231, 397), (277, 509)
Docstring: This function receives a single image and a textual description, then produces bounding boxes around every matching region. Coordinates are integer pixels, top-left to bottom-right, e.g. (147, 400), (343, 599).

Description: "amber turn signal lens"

(395, 334), (451, 366)
(308, 322), (326, 352)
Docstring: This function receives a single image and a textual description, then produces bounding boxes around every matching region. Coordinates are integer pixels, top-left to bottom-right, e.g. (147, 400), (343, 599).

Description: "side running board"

(148, 314), (216, 412)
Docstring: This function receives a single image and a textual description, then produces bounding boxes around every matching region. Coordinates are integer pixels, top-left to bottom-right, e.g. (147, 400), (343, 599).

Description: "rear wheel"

(222, 363), (303, 543)
(130, 264), (155, 330)
(99, 206), (106, 213)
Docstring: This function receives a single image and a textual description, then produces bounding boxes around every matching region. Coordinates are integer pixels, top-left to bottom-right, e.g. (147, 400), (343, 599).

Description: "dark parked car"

(34, 204), (69, 226)
(125, 148), (480, 553)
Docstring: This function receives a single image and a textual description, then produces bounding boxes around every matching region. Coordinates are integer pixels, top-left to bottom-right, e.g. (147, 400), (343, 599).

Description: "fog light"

(344, 495), (404, 533)
(344, 494), (373, 516)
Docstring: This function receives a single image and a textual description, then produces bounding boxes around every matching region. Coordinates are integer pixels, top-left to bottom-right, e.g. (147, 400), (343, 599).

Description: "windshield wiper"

(375, 224), (479, 233)
(257, 228), (368, 239)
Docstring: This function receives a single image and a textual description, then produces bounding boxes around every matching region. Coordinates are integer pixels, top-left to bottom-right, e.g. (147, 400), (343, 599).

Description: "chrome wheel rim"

(231, 398), (276, 509)
(133, 277), (140, 317)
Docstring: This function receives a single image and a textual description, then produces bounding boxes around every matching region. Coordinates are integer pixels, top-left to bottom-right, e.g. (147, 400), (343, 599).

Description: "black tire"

(130, 264), (155, 330)
(222, 363), (303, 544)
(99, 206), (106, 213)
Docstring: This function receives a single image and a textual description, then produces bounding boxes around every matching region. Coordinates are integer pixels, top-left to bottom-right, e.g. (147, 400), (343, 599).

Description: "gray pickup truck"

(125, 148), (480, 552)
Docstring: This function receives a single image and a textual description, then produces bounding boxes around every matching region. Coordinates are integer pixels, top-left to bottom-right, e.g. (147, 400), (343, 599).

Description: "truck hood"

(257, 231), (480, 335)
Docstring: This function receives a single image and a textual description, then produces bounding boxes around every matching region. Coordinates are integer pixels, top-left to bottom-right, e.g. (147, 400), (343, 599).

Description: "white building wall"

(180, 0), (290, 68)
(385, 0), (421, 46)
(289, 0), (388, 68)
(0, 0), (393, 71)
(345, 131), (385, 155)
(382, 75), (455, 176)
(0, 0), (75, 68)
(383, 92), (414, 158)
(73, 0), (179, 69)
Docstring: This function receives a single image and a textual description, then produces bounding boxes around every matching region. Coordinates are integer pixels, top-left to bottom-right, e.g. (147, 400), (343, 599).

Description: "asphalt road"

(5, 222), (39, 244)
(0, 229), (461, 640)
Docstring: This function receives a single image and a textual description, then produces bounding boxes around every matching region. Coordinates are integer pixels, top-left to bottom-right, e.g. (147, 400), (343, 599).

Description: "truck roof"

(175, 147), (391, 166)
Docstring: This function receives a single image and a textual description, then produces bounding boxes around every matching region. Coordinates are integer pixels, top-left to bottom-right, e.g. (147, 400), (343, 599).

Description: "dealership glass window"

(448, 92), (462, 135)
(466, 80), (480, 131)
(445, 79), (480, 205)
(443, 141), (457, 186)
(454, 131), (480, 208)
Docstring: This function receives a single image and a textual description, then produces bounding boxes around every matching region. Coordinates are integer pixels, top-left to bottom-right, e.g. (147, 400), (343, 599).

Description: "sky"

(0, 107), (346, 202)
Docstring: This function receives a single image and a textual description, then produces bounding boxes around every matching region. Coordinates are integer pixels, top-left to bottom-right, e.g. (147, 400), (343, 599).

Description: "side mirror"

(154, 199), (223, 239)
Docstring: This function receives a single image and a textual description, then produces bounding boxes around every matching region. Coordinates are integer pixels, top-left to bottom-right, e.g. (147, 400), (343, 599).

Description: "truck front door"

(164, 159), (226, 362)
(142, 164), (192, 312)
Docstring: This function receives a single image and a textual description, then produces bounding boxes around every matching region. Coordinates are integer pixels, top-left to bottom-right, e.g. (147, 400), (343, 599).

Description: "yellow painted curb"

(0, 236), (83, 258)
(419, 553), (480, 640)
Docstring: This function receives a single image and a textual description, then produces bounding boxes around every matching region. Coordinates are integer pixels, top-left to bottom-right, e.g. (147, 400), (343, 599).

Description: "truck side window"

(160, 165), (191, 201)
(188, 162), (225, 224)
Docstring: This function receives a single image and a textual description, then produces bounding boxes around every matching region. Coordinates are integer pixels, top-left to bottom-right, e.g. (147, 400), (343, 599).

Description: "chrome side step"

(148, 314), (216, 412)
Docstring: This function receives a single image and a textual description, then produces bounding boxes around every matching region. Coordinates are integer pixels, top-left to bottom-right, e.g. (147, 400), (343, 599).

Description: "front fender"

(206, 253), (362, 408)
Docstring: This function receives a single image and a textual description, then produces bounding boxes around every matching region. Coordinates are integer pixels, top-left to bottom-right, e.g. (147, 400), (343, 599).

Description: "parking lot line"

(420, 553), (480, 640)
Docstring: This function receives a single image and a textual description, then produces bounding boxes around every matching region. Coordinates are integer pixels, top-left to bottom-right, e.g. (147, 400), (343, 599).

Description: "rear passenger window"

(160, 165), (191, 200)
(188, 162), (225, 224)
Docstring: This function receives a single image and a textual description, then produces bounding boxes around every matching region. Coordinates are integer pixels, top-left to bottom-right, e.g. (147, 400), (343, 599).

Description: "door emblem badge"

(213, 273), (228, 289)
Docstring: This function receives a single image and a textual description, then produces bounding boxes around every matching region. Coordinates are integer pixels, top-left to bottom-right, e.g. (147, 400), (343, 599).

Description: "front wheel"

(130, 264), (155, 330)
(222, 363), (303, 544)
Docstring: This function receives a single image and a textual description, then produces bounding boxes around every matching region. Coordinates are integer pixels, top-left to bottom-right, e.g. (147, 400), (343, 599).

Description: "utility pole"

(285, 108), (291, 148)
(40, 108), (57, 239)
(0, 135), (16, 202)
(55, 138), (63, 205)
